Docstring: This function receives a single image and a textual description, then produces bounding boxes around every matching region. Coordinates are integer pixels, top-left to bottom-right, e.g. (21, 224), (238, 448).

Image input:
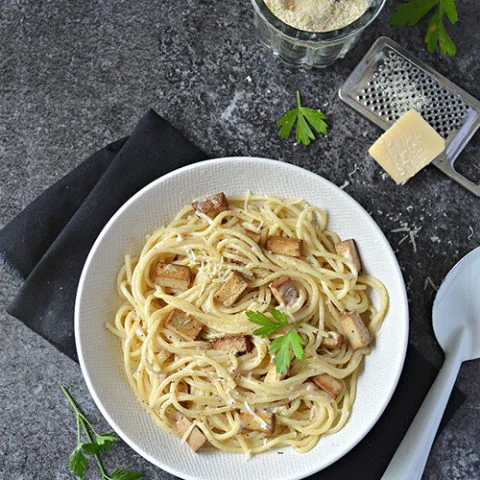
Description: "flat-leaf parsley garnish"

(277, 90), (328, 147)
(246, 309), (305, 373)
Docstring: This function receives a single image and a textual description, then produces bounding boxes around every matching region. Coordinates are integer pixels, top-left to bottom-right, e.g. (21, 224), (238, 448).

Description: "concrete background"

(1, 1), (479, 478)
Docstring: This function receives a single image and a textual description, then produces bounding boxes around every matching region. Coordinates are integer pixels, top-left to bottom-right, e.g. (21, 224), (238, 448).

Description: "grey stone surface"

(1, 0), (479, 479)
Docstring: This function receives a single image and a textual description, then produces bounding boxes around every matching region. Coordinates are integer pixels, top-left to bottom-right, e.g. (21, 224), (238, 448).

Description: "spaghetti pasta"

(107, 193), (388, 454)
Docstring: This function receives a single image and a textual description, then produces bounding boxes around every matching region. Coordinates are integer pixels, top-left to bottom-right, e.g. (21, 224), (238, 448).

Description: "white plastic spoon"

(382, 246), (480, 480)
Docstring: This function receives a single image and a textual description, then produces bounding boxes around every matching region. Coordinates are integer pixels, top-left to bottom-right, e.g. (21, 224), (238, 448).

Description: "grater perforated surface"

(339, 37), (480, 196)
(359, 49), (469, 138)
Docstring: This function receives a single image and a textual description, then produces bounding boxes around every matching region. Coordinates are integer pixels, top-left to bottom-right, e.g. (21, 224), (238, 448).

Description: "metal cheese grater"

(339, 37), (480, 196)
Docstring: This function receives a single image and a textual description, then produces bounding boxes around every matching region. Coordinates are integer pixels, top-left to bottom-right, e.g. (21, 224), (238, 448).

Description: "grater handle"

(434, 156), (480, 197)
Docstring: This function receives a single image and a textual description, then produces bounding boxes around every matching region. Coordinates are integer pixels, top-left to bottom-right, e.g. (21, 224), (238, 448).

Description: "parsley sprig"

(277, 90), (328, 147)
(390, 0), (458, 56)
(61, 387), (142, 480)
(246, 309), (305, 373)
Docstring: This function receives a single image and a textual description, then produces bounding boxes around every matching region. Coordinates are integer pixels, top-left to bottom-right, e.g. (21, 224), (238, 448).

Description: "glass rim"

(250, 0), (386, 43)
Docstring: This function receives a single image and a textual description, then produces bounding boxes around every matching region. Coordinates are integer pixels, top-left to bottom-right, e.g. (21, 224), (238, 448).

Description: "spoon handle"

(381, 331), (465, 480)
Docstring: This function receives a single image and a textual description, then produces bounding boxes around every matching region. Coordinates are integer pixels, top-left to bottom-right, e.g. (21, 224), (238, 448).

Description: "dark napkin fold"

(1, 110), (206, 359)
(0, 109), (465, 479)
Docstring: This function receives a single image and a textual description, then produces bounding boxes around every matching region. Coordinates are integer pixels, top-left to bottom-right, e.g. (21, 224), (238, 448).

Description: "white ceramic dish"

(76, 157), (409, 480)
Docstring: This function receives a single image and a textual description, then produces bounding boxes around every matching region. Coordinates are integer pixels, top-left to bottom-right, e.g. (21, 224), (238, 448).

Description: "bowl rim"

(75, 156), (409, 480)
(250, 0), (386, 43)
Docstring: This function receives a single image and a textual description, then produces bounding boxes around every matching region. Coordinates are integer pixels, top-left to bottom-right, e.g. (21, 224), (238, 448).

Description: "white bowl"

(76, 157), (408, 480)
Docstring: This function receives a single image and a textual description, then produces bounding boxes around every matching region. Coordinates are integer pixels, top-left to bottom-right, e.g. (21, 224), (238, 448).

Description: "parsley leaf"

(61, 387), (142, 480)
(390, 0), (459, 56)
(270, 331), (305, 374)
(277, 90), (329, 147)
(69, 446), (89, 479)
(96, 432), (120, 448)
(390, 0), (438, 25)
(246, 309), (305, 373)
(245, 309), (289, 337)
(109, 468), (143, 480)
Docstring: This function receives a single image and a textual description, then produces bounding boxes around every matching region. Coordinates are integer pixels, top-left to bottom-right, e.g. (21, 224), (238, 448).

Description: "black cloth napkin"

(0, 109), (465, 479)
(1, 109), (207, 360)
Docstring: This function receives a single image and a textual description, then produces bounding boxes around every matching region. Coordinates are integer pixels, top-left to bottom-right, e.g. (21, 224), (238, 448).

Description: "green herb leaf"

(277, 109), (298, 139)
(270, 331), (305, 374)
(62, 387), (142, 480)
(301, 107), (329, 135)
(389, 0), (458, 56)
(390, 0), (438, 26)
(269, 309), (289, 324)
(69, 446), (89, 479)
(277, 90), (328, 147)
(81, 442), (100, 456)
(441, 0), (458, 24)
(81, 437), (115, 455)
(109, 468), (143, 480)
(96, 432), (120, 447)
(247, 309), (305, 373)
(245, 309), (289, 338)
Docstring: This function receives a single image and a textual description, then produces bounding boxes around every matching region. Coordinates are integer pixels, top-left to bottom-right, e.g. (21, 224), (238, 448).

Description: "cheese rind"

(368, 110), (445, 185)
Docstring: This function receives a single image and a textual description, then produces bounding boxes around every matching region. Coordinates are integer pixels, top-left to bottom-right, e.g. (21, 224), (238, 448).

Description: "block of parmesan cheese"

(368, 110), (445, 185)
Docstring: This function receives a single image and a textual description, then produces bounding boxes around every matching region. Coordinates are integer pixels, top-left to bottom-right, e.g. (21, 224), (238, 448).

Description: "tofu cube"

(269, 276), (297, 306)
(155, 263), (191, 291)
(212, 335), (252, 355)
(175, 381), (189, 394)
(175, 416), (207, 452)
(266, 236), (303, 257)
(339, 311), (371, 350)
(240, 409), (275, 434)
(335, 239), (362, 272)
(312, 374), (344, 399)
(165, 309), (203, 341)
(214, 271), (248, 307)
(192, 192), (229, 218)
(264, 362), (288, 383)
(320, 331), (344, 350)
(244, 229), (261, 243)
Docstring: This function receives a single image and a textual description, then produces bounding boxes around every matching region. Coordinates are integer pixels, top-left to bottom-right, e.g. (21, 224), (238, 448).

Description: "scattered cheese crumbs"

(409, 228), (421, 254)
(369, 110), (445, 185)
(468, 226), (474, 240)
(246, 75), (252, 83)
(430, 236), (441, 244)
(348, 164), (359, 177)
(391, 222), (422, 253)
(424, 277), (438, 292)
(339, 180), (350, 190)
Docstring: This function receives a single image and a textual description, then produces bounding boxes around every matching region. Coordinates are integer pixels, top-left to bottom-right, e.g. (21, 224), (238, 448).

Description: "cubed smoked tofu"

(192, 192), (229, 218)
(165, 309), (203, 341)
(214, 271), (248, 307)
(320, 331), (344, 350)
(312, 374), (344, 399)
(244, 229), (261, 243)
(264, 362), (287, 383)
(175, 416), (207, 452)
(267, 236), (304, 257)
(339, 311), (371, 350)
(335, 239), (362, 272)
(240, 409), (275, 434)
(212, 335), (252, 355)
(175, 381), (189, 394)
(155, 263), (191, 290)
(269, 276), (297, 306)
